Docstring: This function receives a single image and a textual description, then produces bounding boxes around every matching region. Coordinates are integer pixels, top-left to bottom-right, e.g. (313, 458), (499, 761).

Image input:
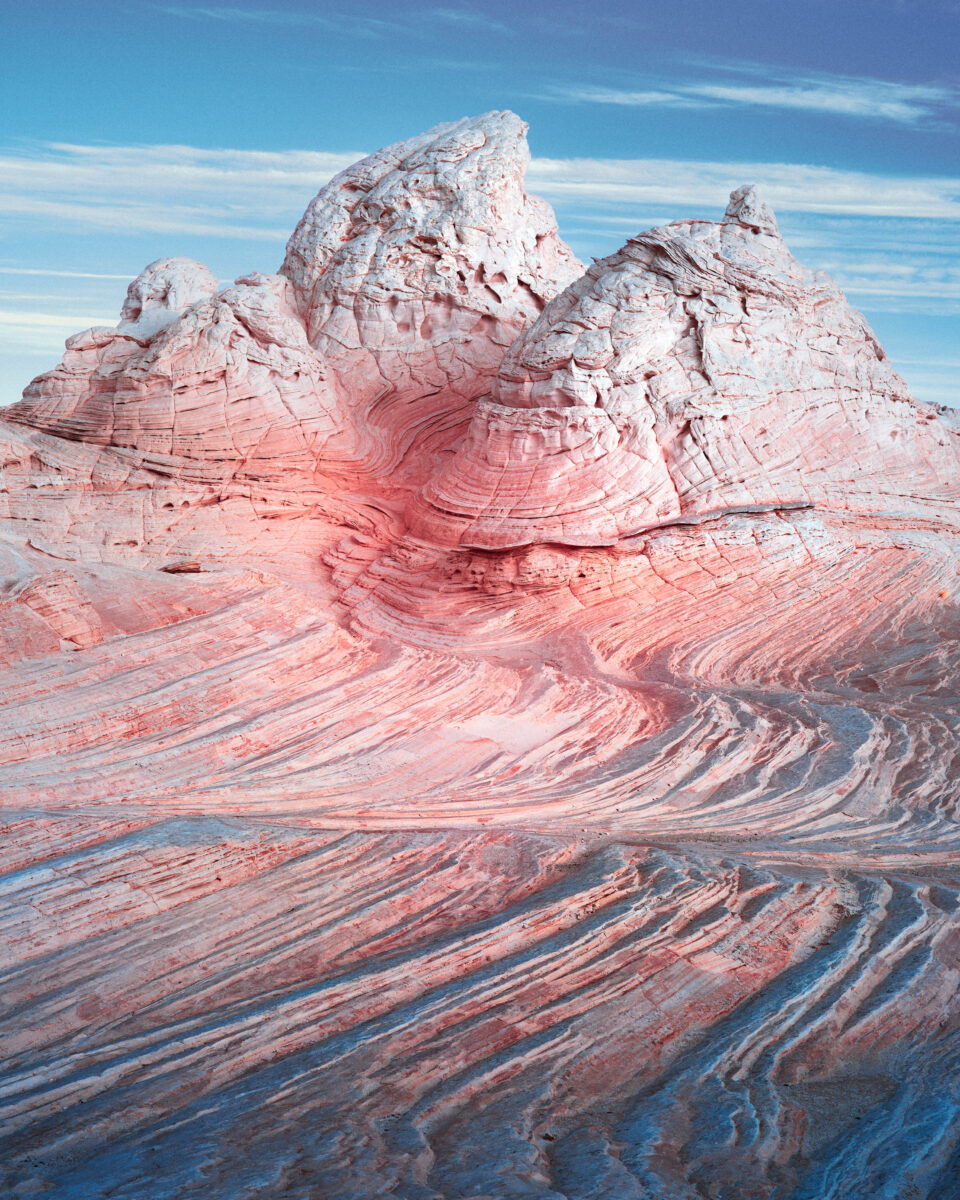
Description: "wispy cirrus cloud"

(0, 143), (363, 242)
(688, 80), (952, 123)
(430, 7), (510, 33)
(552, 87), (704, 109)
(540, 66), (959, 126)
(0, 195), (291, 241)
(527, 156), (960, 220)
(155, 3), (510, 36)
(0, 310), (116, 329)
(0, 267), (134, 280)
(155, 5), (349, 29)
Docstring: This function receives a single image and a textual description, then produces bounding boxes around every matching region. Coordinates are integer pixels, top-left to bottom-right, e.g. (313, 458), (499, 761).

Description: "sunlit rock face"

(2, 114), (960, 1200)
(280, 110), (583, 477)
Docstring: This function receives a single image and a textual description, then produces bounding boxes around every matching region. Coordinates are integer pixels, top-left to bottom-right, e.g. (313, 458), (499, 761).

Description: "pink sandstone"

(0, 112), (958, 1200)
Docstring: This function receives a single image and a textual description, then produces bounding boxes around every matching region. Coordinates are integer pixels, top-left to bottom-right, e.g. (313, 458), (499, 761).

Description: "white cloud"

(0, 311), (116, 328)
(0, 143), (362, 241)
(0, 194), (291, 241)
(431, 7), (510, 33)
(4, 142), (360, 201)
(154, 4), (489, 38)
(887, 362), (959, 408)
(541, 67), (958, 126)
(0, 313), (117, 372)
(687, 80), (951, 124)
(154, 5), (354, 30)
(526, 157), (960, 220)
(538, 86), (703, 108)
(0, 267), (134, 280)
(841, 281), (960, 298)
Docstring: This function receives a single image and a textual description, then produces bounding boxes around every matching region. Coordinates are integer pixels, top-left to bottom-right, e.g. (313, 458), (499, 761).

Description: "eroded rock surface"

(418, 184), (958, 548)
(9, 112), (580, 482)
(1, 114), (959, 1200)
(280, 111), (581, 476)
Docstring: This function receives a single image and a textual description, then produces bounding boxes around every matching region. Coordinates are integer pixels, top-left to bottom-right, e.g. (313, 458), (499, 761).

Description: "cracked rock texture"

(417, 184), (957, 548)
(1, 112), (960, 1200)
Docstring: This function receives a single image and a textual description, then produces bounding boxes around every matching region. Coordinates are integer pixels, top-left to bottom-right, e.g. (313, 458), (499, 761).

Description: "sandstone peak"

(280, 110), (556, 311)
(278, 108), (581, 372)
(274, 108), (582, 477)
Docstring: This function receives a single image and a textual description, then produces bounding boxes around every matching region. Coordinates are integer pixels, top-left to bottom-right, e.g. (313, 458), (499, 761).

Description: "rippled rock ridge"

(2, 111), (959, 1200)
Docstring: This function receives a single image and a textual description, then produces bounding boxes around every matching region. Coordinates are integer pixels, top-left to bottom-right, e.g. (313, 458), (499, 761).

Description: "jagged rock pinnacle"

(723, 183), (781, 236)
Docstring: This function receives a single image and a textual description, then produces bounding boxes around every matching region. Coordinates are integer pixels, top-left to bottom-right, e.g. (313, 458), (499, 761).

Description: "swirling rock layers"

(0, 114), (958, 1199)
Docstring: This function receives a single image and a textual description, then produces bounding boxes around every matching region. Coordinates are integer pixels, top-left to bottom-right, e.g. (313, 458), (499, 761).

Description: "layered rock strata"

(1, 113), (959, 1200)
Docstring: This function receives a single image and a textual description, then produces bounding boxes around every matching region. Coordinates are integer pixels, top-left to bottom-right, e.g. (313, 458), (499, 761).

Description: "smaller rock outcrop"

(117, 257), (220, 342)
(6, 257), (216, 450)
(6, 259), (339, 464)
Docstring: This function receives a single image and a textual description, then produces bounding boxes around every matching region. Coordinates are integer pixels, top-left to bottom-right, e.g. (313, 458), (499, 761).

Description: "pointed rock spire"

(723, 184), (780, 237)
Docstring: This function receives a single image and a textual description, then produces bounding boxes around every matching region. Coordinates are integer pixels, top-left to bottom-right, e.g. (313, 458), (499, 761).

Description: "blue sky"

(1, 0), (958, 407)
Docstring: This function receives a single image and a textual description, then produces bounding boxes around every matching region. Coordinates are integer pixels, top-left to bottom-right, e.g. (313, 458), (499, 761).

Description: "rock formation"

(8, 112), (580, 481)
(1, 112), (959, 1200)
(417, 184), (957, 548)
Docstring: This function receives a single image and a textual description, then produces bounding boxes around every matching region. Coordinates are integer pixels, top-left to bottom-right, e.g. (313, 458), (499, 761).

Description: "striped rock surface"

(1, 113), (959, 1200)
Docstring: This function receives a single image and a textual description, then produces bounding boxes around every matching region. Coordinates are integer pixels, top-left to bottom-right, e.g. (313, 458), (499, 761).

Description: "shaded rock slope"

(1, 111), (959, 1200)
